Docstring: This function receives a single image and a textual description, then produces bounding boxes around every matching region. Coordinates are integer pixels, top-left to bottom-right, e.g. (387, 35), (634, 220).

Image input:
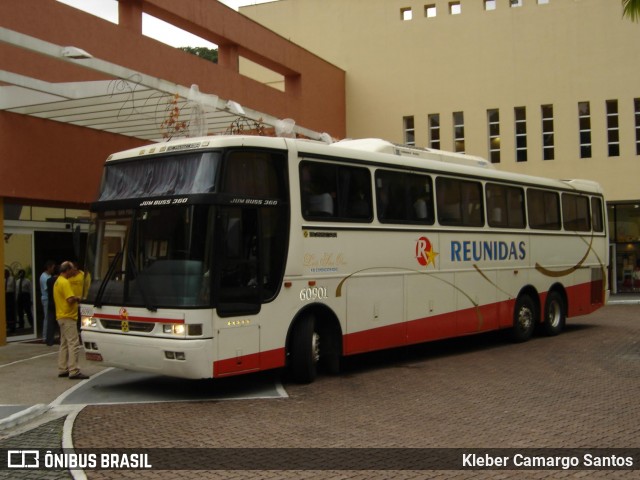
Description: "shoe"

(69, 372), (89, 380)
(58, 371), (69, 378)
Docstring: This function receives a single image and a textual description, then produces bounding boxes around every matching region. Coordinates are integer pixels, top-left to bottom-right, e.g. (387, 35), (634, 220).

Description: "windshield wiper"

(127, 251), (157, 312)
(93, 250), (123, 309)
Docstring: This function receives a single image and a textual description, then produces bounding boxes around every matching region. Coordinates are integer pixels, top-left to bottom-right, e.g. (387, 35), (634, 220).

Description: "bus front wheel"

(290, 314), (320, 383)
(512, 294), (536, 342)
(543, 291), (565, 336)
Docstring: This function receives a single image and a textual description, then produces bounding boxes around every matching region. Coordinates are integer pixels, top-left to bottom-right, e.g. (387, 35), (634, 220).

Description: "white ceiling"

(0, 27), (325, 143)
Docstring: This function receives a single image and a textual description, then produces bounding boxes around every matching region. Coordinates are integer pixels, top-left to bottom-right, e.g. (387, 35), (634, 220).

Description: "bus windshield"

(85, 205), (215, 309)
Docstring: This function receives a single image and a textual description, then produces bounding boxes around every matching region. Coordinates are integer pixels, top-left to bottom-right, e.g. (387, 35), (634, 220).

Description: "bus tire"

(511, 294), (536, 342)
(290, 314), (319, 383)
(543, 291), (565, 336)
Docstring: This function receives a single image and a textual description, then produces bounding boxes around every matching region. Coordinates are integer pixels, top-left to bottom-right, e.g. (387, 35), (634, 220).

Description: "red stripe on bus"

(344, 281), (604, 356)
(214, 347), (285, 378)
(93, 313), (184, 324)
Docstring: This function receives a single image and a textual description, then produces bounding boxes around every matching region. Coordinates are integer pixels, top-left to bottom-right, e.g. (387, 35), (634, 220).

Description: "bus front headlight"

(82, 316), (97, 328)
(163, 324), (186, 335)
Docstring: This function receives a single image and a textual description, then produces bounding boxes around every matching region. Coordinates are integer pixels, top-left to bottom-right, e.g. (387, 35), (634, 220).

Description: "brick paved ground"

(69, 305), (640, 479)
(3, 305), (639, 479)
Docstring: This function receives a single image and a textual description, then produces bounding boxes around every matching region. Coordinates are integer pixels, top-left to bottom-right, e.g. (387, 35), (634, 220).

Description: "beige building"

(242, 0), (640, 295)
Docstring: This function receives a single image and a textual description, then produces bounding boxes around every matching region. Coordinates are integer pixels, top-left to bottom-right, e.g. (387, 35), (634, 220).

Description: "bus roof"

(105, 135), (604, 195)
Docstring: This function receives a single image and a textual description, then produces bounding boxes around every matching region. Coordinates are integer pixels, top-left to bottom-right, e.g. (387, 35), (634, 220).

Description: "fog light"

(165, 351), (175, 359)
(175, 352), (186, 361)
(188, 324), (202, 336)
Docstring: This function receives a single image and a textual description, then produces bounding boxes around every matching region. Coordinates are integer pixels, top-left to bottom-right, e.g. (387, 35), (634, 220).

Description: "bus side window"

(562, 193), (591, 232)
(486, 183), (525, 229)
(591, 197), (604, 232)
(300, 161), (372, 222)
(375, 170), (433, 224)
(300, 162), (336, 218)
(436, 177), (484, 227)
(527, 189), (561, 230)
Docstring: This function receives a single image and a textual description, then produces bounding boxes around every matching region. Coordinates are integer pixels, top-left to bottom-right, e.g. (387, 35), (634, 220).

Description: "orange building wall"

(0, 112), (148, 205)
(0, 0), (345, 139)
(0, 0), (345, 206)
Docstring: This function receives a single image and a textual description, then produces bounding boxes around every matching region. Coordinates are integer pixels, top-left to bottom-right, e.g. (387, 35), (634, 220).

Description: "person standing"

(68, 262), (85, 332)
(53, 261), (89, 379)
(40, 260), (55, 340)
(4, 268), (16, 333)
(45, 264), (60, 346)
(15, 269), (33, 330)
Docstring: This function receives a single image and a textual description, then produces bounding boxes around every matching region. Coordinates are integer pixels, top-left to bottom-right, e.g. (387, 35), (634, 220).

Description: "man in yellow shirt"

(53, 261), (89, 380)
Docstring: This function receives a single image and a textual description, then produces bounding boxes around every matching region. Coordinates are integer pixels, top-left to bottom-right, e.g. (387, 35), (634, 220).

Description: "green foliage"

(622, 0), (640, 22)
(180, 46), (219, 64)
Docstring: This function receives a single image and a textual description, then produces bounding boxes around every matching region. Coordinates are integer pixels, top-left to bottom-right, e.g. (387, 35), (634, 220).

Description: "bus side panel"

(455, 270), (498, 333)
(344, 275), (404, 355)
(406, 272), (457, 342)
(215, 325), (260, 376)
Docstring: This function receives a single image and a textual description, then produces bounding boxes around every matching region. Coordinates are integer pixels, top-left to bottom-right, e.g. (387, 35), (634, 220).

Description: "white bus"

(80, 136), (608, 383)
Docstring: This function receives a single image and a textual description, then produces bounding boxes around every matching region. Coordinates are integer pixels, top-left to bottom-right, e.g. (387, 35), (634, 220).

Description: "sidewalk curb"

(0, 403), (50, 431)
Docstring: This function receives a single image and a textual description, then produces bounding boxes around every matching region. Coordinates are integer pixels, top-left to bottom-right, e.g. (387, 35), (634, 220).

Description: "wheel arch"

(285, 303), (343, 359)
(547, 282), (568, 318)
(516, 284), (541, 323)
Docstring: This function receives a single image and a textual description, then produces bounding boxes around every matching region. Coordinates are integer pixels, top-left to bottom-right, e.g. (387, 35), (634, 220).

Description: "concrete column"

(218, 44), (239, 72)
(1, 197), (6, 346)
(118, 0), (143, 34)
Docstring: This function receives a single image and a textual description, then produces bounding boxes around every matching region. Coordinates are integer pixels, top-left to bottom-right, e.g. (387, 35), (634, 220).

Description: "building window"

(449, 2), (461, 15)
(606, 99), (620, 157)
(634, 98), (640, 155)
(428, 114), (440, 149)
(487, 109), (500, 163)
(578, 101), (592, 159)
(484, 0), (497, 10)
(510, 0), (523, 7)
(453, 111), (465, 153)
(541, 104), (554, 160)
(425, 4), (437, 18)
(515, 106), (527, 162)
(404, 116), (415, 146)
(400, 7), (413, 21)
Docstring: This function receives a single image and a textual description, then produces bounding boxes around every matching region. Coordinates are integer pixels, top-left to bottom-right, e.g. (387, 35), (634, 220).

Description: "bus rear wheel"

(290, 314), (320, 383)
(543, 291), (565, 336)
(511, 294), (536, 342)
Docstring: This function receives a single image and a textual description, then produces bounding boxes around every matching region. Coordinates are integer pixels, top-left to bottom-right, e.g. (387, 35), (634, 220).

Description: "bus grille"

(100, 319), (155, 333)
